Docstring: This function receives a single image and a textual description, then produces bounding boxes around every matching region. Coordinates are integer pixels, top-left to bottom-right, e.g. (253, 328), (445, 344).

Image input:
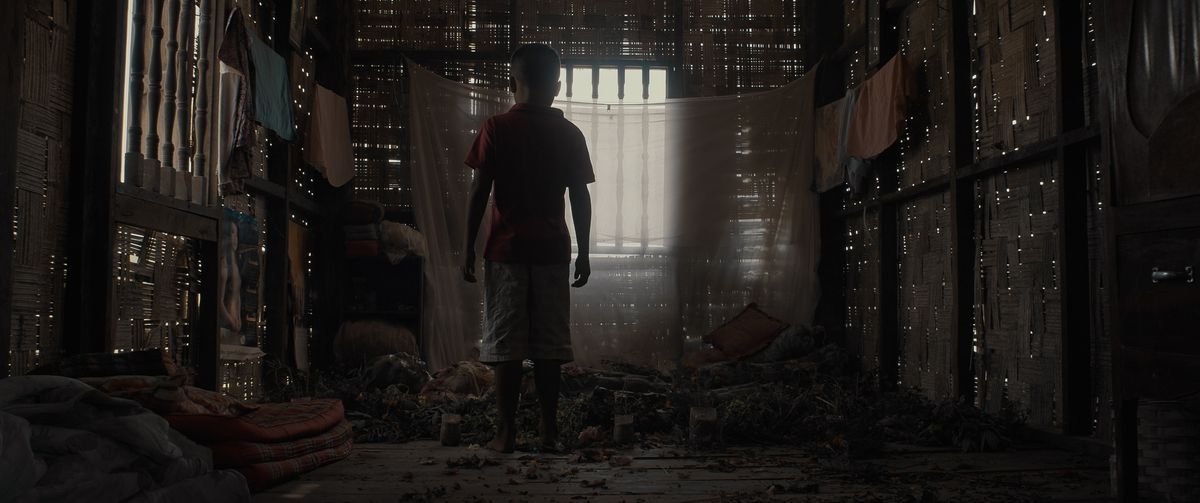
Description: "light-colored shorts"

(480, 261), (573, 363)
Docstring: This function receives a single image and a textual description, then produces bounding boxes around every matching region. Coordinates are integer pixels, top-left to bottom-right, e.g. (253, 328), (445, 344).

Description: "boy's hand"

(572, 256), (590, 288)
(462, 250), (478, 283)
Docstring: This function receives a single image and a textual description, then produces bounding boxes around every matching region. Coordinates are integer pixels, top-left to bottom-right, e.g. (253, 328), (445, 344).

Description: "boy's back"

(460, 43), (593, 454)
(465, 104), (594, 264)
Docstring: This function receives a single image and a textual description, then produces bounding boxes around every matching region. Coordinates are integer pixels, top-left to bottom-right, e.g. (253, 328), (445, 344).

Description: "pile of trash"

(281, 306), (1025, 455)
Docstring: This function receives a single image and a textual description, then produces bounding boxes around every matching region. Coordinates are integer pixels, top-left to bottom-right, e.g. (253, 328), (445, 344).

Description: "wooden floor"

(255, 441), (1115, 502)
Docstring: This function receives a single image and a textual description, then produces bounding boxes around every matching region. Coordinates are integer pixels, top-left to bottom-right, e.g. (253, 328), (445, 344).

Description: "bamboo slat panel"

(8, 4), (74, 375)
(519, 0), (676, 59)
(350, 59), (509, 208)
(682, 0), (807, 96)
(354, 0), (512, 52)
(112, 224), (202, 367)
(898, 192), (954, 398)
(970, 0), (1058, 161)
(897, 0), (953, 188)
(352, 61), (411, 208)
(845, 210), (881, 371)
(973, 161), (1061, 428)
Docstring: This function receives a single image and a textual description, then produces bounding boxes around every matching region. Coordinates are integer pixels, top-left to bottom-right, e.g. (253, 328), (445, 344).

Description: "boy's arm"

(462, 169), (494, 283)
(568, 182), (591, 288)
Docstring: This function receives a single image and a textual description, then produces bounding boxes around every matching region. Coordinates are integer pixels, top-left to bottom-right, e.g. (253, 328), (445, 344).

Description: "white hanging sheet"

(407, 62), (819, 370)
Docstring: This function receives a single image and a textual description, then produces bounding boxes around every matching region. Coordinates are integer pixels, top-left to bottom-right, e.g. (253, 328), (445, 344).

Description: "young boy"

(461, 43), (595, 453)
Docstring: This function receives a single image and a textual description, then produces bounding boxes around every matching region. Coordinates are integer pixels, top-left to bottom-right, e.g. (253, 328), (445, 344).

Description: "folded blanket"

(237, 438), (353, 492)
(167, 399), (344, 444)
(344, 200), (383, 224)
(210, 420), (353, 468)
(0, 376), (250, 503)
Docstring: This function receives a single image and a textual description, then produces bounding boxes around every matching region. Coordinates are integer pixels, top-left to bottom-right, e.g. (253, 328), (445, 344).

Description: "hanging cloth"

(248, 36), (296, 141)
(304, 85), (354, 187)
(845, 55), (912, 160)
(216, 8), (255, 194)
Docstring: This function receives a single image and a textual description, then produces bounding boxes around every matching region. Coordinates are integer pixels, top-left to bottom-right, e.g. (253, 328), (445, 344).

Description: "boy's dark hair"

(511, 43), (560, 91)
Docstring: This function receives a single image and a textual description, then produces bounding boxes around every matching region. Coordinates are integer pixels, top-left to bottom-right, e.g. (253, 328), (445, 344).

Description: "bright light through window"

(559, 65), (670, 254)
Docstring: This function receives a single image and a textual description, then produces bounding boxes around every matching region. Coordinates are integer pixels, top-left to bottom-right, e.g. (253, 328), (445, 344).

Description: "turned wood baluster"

(192, 0), (212, 182)
(144, 0), (164, 162)
(123, 0), (147, 182)
(175, 0), (195, 174)
(160, 0), (179, 170)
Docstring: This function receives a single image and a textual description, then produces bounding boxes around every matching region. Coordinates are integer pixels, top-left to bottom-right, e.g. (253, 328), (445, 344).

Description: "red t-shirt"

(465, 103), (595, 264)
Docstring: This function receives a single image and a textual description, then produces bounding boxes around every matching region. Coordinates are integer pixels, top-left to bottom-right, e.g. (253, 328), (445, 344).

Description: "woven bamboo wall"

(351, 0), (808, 208)
(112, 225), (203, 369)
(973, 160), (1062, 426)
(844, 0), (869, 88)
(681, 0), (806, 96)
(971, 0), (1058, 161)
(898, 192), (954, 397)
(844, 211), (880, 371)
(520, 0), (676, 58)
(9, 3), (75, 376)
(897, 0), (952, 188)
(351, 59), (511, 209)
(355, 0), (512, 52)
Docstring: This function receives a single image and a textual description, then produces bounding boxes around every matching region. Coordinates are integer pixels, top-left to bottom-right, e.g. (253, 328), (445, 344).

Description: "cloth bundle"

(0, 376), (252, 503)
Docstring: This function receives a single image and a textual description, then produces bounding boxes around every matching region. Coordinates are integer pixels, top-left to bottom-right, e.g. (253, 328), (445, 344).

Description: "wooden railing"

(122, 0), (215, 206)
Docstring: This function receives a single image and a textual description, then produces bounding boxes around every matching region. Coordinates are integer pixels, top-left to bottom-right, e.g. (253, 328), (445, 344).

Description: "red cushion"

(238, 438), (353, 492)
(210, 420), (354, 468)
(167, 399), (344, 444)
(701, 304), (790, 359)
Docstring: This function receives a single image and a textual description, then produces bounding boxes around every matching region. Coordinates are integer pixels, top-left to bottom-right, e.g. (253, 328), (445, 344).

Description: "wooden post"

(194, 237), (220, 389)
(65, 0), (123, 358)
(613, 414), (635, 444)
(145, 0), (164, 163)
(124, 0), (147, 186)
(440, 414), (462, 446)
(161, 0), (179, 171)
(948, 0), (976, 402)
(175, 0), (194, 182)
(193, 0), (212, 199)
(1053, 0), (1091, 436)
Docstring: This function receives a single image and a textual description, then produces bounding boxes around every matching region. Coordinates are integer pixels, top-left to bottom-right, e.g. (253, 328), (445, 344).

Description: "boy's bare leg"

(487, 361), (522, 453)
(534, 360), (562, 450)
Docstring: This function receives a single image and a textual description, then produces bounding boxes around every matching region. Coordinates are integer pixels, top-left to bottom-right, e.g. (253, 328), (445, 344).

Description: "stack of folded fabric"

(167, 399), (352, 492)
(344, 200), (383, 258)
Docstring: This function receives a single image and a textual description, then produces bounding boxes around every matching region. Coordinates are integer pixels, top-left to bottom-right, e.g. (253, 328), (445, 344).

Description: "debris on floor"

(275, 315), (1026, 461)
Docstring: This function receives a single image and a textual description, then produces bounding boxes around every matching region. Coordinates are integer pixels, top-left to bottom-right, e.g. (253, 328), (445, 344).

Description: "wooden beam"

(245, 176), (288, 200)
(955, 125), (1099, 180)
(65, 0), (126, 356)
(113, 190), (220, 242)
(0, 0), (28, 376)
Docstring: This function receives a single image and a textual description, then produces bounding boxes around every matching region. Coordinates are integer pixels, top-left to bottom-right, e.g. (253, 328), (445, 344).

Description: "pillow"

(701, 304), (790, 360)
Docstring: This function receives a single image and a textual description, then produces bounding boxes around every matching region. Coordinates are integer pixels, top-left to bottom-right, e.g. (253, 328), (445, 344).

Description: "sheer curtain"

(407, 62), (818, 370)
